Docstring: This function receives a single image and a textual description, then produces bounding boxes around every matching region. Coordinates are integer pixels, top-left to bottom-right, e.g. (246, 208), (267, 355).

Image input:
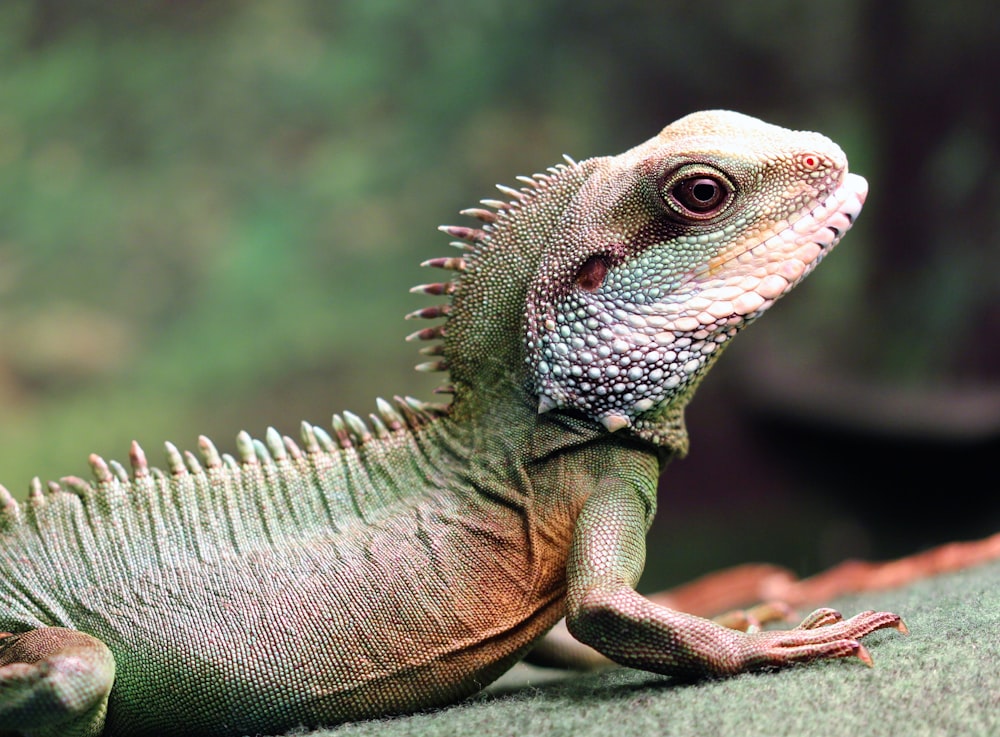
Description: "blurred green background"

(0, 0), (997, 589)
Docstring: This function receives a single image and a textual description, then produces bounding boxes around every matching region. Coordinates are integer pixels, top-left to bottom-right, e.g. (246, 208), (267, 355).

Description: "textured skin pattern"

(0, 111), (902, 737)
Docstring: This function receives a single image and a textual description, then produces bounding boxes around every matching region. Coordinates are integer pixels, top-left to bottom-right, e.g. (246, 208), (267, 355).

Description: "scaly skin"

(0, 111), (903, 737)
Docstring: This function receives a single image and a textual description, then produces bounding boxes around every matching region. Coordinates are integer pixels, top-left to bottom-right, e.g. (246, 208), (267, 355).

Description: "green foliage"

(0, 1), (608, 488)
(0, 0), (997, 495)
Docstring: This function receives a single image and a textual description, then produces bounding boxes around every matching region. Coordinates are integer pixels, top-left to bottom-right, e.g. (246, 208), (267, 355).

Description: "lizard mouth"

(690, 171), (868, 319)
(790, 171), (868, 264)
(761, 170), (868, 296)
(775, 171), (867, 273)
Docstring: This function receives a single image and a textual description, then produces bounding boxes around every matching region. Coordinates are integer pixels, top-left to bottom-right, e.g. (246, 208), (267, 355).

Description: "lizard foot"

(738, 609), (907, 671)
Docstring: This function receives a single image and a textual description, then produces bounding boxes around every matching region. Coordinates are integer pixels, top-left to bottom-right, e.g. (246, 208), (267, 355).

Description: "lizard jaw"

(767, 171), (868, 291)
(697, 170), (869, 317)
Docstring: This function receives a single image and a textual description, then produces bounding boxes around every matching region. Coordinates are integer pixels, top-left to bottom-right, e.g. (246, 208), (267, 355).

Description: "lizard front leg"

(564, 479), (906, 678)
(0, 628), (114, 737)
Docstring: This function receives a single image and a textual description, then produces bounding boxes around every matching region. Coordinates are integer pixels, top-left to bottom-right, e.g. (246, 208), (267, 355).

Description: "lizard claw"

(854, 642), (874, 667)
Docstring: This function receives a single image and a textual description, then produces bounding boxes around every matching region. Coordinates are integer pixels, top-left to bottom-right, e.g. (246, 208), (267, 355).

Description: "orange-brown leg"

(529, 532), (996, 671)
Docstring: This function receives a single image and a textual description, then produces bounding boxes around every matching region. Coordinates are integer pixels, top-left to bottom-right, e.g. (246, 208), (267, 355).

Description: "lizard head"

(416, 110), (866, 451)
(525, 110), (867, 447)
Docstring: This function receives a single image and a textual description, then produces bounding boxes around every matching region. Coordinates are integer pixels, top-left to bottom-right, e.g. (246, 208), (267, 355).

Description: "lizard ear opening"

(575, 255), (610, 292)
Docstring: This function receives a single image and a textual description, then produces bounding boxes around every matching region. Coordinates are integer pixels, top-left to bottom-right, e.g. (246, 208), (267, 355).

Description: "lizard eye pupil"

(671, 177), (727, 215)
(690, 180), (719, 204)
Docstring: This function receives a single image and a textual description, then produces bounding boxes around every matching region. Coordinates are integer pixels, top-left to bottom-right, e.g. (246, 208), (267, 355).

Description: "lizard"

(0, 110), (907, 737)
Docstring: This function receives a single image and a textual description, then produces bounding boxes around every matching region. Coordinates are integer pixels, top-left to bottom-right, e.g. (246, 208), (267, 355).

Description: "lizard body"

(0, 111), (901, 737)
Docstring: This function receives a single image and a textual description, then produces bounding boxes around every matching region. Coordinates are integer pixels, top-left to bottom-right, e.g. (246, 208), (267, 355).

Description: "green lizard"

(0, 110), (905, 737)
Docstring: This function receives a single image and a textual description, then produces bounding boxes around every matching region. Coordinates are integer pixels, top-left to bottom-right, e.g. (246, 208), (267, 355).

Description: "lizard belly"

(90, 500), (566, 735)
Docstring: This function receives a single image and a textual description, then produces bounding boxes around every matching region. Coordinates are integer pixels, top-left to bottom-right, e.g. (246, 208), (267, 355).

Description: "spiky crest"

(0, 396), (447, 528)
(407, 160), (584, 400)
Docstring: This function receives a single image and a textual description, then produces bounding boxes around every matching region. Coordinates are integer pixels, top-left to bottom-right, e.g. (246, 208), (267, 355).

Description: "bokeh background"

(1, 1), (997, 590)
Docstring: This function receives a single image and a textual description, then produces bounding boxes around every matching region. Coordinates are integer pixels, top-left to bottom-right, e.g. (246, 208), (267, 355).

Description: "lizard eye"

(661, 166), (734, 221)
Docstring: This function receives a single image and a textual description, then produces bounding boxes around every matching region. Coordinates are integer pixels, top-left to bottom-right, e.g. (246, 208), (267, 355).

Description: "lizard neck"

(441, 159), (595, 426)
(423, 153), (696, 455)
